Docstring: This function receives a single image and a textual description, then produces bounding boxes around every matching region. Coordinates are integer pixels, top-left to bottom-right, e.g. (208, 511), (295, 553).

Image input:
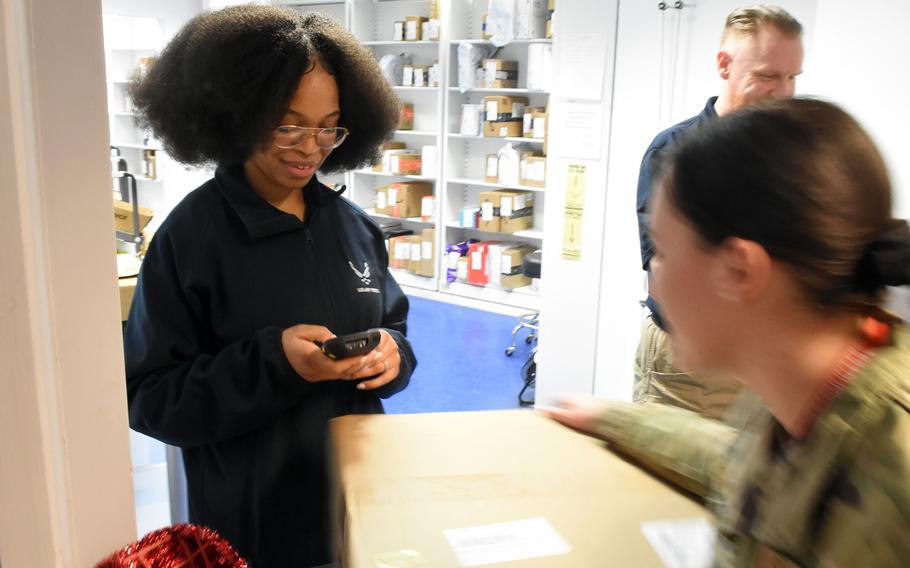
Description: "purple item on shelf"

(445, 240), (479, 283)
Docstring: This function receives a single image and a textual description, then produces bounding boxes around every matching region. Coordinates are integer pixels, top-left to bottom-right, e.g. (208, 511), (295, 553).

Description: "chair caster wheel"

(505, 347), (515, 356)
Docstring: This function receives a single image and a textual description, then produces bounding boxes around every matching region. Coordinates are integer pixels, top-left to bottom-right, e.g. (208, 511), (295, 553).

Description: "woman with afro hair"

(122, 6), (416, 566)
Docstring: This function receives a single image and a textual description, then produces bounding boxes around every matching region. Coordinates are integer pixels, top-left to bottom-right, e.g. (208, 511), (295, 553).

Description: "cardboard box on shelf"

(456, 255), (470, 281)
(373, 185), (389, 215)
(467, 241), (491, 285)
(113, 199), (153, 235)
(520, 155), (547, 188)
(482, 59), (518, 88)
(373, 141), (407, 172)
(497, 244), (536, 288)
(459, 104), (483, 136)
(548, 0), (555, 10)
(500, 190), (535, 234)
(478, 190), (501, 232)
(483, 120), (523, 138)
(386, 182), (433, 218)
(392, 21), (404, 41)
(420, 195), (435, 222)
(515, 0), (548, 39)
(408, 234), (422, 273)
(482, 95), (528, 122)
(422, 19), (440, 41)
(523, 106), (544, 137)
(429, 0), (440, 19)
(460, 207), (479, 228)
(484, 154), (499, 183)
(330, 410), (709, 568)
(428, 62), (441, 87)
(398, 102), (414, 130)
(418, 228), (435, 276)
(532, 109), (548, 139)
(388, 235), (409, 269)
(412, 65), (430, 87)
(404, 16), (428, 41)
(546, 16), (553, 39)
(389, 152), (422, 175)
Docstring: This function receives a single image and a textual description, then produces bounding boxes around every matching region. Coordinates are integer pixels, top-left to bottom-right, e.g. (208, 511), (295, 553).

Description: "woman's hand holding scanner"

(282, 325), (402, 389)
(282, 324), (373, 382)
(348, 329), (401, 390)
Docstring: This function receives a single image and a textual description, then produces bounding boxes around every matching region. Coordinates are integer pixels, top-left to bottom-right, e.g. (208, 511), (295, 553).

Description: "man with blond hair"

(634, 5), (804, 420)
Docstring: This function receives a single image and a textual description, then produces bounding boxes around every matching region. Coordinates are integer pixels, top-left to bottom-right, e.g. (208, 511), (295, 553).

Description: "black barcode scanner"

(317, 329), (381, 360)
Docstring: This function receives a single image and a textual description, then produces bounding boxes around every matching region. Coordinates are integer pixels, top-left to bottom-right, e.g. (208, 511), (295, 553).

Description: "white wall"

(534, 0), (620, 404)
(0, 0), (136, 564)
(803, 0), (910, 219)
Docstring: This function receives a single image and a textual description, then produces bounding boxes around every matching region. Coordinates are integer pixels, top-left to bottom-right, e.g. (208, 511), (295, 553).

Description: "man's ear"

(715, 237), (771, 302)
(716, 50), (732, 80)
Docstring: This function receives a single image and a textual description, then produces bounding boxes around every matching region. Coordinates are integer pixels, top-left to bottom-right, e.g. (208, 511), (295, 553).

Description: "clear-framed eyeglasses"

(273, 126), (349, 150)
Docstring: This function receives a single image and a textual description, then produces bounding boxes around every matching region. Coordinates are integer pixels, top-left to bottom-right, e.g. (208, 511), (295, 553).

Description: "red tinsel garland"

(95, 523), (249, 568)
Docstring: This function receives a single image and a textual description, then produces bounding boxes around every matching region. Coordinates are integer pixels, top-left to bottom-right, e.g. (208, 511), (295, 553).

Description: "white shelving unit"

(339, 0), (553, 310)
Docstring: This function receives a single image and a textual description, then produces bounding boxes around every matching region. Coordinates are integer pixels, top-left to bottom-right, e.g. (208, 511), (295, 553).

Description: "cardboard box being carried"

(386, 182), (433, 218)
(113, 199), (153, 236)
(329, 410), (709, 568)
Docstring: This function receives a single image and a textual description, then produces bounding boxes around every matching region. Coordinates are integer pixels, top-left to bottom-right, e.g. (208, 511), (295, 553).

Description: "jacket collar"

(213, 163), (343, 239)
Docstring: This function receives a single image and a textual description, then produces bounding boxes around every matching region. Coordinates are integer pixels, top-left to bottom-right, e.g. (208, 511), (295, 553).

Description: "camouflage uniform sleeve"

(596, 402), (738, 499)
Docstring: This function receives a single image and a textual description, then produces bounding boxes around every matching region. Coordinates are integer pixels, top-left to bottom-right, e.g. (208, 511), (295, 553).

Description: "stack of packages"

(446, 240), (537, 290)
(388, 229), (436, 278)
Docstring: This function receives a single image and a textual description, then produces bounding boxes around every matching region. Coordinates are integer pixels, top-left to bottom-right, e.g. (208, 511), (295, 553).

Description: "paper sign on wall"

(562, 164), (586, 260)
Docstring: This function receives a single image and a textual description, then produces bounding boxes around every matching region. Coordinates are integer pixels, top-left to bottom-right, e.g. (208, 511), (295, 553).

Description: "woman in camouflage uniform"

(547, 98), (910, 566)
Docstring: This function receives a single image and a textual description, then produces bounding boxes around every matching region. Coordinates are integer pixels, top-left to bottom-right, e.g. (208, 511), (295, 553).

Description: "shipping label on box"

(418, 228), (435, 276)
(483, 59), (518, 88)
(485, 154), (499, 182)
(520, 156), (546, 188)
(392, 21), (404, 41)
(532, 113), (547, 139)
(402, 65), (414, 86)
(405, 16), (428, 41)
(456, 256), (469, 281)
(420, 195), (436, 221)
(374, 185), (389, 214)
(422, 19), (440, 41)
(413, 65), (429, 87)
(387, 182), (432, 218)
(390, 153), (422, 175)
(408, 235), (422, 273)
(467, 242), (490, 285)
(483, 95), (529, 121)
(429, 62), (441, 87)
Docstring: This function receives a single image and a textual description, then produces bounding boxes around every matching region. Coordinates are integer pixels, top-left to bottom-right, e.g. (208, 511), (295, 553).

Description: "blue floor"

(131, 295), (536, 536)
(384, 295), (535, 413)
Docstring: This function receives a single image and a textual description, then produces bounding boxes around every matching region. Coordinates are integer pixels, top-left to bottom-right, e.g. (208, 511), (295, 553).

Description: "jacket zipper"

(303, 214), (340, 332)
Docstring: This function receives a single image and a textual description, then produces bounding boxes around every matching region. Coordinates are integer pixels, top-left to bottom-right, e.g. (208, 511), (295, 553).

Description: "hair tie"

(854, 219), (910, 292)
